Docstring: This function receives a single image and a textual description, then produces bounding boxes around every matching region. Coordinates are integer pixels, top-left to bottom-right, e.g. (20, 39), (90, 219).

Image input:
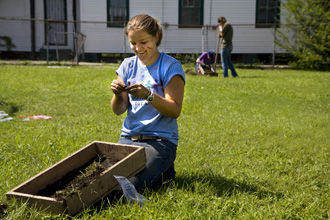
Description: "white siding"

(80, 0), (285, 54)
(0, 0), (286, 54)
(0, 0), (31, 51)
(34, 1), (46, 51)
(0, 0), (75, 53)
(80, 0), (119, 53)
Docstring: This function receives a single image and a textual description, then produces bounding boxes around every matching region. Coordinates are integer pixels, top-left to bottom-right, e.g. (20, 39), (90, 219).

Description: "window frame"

(178, 0), (204, 28)
(107, 0), (130, 28)
(255, 0), (281, 28)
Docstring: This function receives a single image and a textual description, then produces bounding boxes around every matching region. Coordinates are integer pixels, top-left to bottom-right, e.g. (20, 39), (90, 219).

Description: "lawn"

(0, 64), (329, 219)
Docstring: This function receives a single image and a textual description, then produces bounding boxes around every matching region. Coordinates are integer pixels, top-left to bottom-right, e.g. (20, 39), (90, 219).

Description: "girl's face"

(128, 29), (159, 66)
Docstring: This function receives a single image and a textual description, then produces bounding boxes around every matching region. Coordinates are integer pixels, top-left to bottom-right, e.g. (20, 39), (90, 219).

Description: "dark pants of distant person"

(221, 45), (238, 77)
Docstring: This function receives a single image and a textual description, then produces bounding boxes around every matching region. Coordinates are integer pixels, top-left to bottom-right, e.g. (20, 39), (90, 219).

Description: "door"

(44, 0), (67, 45)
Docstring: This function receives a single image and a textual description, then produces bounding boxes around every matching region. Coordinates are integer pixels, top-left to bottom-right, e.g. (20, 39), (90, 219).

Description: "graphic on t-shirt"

(128, 78), (162, 113)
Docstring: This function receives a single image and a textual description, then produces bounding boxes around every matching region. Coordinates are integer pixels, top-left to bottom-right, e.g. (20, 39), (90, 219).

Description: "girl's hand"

(125, 84), (150, 99)
(111, 80), (127, 94)
(111, 75), (129, 115)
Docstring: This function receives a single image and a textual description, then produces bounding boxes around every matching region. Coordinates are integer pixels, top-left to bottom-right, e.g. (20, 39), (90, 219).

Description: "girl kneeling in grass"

(110, 14), (185, 190)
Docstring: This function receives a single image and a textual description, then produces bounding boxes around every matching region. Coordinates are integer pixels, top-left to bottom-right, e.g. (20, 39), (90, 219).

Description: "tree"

(275, 0), (330, 70)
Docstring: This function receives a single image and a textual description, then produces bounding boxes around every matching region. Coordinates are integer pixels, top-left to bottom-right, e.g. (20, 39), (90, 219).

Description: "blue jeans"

(221, 45), (238, 77)
(118, 137), (177, 191)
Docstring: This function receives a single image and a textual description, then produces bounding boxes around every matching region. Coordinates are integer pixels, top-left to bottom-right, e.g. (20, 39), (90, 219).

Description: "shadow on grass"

(239, 76), (265, 79)
(0, 100), (23, 115)
(87, 171), (284, 215)
(173, 172), (284, 200)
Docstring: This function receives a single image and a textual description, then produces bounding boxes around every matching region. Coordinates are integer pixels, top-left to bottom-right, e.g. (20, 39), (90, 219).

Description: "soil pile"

(38, 156), (116, 201)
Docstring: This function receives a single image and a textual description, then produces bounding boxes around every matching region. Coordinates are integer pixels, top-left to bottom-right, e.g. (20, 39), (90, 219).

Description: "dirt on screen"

(37, 156), (116, 201)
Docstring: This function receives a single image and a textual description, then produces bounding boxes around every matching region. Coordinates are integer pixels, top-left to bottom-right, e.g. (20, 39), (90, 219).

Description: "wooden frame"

(6, 141), (146, 215)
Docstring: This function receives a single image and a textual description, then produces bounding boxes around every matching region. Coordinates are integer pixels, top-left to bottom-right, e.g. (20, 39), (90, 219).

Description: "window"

(107, 0), (129, 27)
(256, 0), (280, 28)
(44, 0), (67, 45)
(179, 0), (204, 27)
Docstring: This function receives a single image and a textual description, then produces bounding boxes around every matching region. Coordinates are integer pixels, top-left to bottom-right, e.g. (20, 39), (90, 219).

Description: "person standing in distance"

(218, 16), (239, 78)
(110, 14), (185, 191)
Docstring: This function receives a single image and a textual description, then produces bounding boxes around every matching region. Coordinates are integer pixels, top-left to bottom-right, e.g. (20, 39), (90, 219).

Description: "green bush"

(276, 0), (330, 70)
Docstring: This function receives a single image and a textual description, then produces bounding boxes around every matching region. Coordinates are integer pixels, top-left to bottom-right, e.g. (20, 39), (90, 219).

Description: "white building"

(0, 0), (285, 62)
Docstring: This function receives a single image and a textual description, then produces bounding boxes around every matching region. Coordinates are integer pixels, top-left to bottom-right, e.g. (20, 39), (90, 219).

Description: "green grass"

(0, 65), (329, 219)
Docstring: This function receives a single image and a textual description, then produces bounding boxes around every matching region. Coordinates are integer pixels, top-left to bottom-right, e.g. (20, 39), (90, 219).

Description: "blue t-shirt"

(116, 52), (185, 145)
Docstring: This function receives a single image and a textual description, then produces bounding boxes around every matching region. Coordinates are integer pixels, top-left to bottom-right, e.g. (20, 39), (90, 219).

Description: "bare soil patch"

(37, 156), (116, 201)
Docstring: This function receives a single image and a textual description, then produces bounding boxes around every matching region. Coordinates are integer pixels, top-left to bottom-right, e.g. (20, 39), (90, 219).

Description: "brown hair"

(217, 16), (227, 23)
(125, 14), (163, 47)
